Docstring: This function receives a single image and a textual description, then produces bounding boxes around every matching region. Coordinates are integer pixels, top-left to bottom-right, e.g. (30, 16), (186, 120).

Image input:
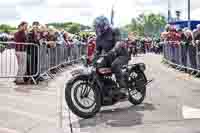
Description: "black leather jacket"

(96, 28), (128, 57)
(96, 28), (116, 55)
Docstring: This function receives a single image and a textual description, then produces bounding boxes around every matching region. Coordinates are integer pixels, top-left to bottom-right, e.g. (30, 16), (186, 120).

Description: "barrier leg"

(195, 72), (200, 77)
(31, 76), (37, 85)
(57, 66), (63, 72)
(47, 71), (54, 79)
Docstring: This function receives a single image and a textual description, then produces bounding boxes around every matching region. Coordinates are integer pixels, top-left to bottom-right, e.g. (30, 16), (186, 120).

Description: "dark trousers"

(26, 46), (39, 80)
(174, 47), (178, 64)
(165, 44), (170, 60)
(132, 47), (137, 56)
(197, 46), (200, 69)
(67, 47), (72, 61)
(181, 45), (188, 67)
(170, 46), (176, 63)
(188, 45), (197, 69)
(111, 56), (129, 87)
(99, 53), (129, 88)
(50, 48), (56, 67)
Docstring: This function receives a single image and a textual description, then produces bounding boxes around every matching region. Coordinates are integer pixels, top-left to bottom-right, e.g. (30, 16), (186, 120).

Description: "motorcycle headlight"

(97, 57), (104, 64)
(138, 63), (146, 71)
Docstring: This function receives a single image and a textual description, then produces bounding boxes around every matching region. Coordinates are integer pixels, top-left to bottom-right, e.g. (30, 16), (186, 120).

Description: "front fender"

(66, 74), (91, 89)
(66, 67), (91, 88)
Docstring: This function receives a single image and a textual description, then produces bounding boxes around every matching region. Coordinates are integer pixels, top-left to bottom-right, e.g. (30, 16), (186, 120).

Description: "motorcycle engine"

(101, 76), (118, 96)
(100, 76), (120, 105)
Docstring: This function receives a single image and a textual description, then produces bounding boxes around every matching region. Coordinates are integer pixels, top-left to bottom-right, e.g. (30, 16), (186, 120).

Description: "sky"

(0, 0), (200, 27)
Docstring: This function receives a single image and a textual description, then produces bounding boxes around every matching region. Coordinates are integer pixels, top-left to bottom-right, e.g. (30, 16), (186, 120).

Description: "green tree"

(0, 24), (16, 33)
(47, 22), (90, 33)
(67, 23), (81, 34)
(123, 13), (166, 37)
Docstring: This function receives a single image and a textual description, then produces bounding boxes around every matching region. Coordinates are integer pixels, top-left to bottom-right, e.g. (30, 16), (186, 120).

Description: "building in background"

(169, 20), (200, 30)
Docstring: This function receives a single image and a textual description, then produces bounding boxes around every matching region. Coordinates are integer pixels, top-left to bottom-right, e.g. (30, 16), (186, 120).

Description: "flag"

(168, 0), (171, 22)
(111, 7), (114, 26)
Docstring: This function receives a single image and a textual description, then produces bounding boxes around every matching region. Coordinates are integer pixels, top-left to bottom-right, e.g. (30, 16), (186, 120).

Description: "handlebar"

(98, 54), (108, 58)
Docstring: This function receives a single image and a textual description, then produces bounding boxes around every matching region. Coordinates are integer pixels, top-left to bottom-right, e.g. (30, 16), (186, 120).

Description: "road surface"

(1, 53), (200, 133)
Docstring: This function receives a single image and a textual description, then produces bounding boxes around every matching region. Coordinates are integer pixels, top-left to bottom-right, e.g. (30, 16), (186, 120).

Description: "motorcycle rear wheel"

(128, 70), (146, 105)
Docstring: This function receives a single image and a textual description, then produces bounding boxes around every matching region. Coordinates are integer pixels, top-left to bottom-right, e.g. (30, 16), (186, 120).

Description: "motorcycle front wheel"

(128, 70), (146, 105)
(65, 77), (101, 119)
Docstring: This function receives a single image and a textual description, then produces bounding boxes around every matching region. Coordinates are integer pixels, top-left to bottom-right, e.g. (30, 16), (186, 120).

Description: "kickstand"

(146, 79), (153, 85)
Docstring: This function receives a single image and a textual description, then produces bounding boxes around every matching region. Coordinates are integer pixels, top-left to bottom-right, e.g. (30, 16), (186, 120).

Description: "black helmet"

(93, 16), (110, 36)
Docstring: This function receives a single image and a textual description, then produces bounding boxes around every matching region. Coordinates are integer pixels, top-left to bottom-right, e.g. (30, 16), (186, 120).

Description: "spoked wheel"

(65, 78), (101, 119)
(74, 83), (96, 109)
(128, 70), (147, 105)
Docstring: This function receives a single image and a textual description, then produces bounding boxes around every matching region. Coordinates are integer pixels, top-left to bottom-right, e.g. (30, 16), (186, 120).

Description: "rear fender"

(128, 64), (148, 83)
(128, 63), (146, 72)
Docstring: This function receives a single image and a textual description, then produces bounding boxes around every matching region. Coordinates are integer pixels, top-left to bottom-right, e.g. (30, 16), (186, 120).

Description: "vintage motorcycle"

(65, 54), (151, 119)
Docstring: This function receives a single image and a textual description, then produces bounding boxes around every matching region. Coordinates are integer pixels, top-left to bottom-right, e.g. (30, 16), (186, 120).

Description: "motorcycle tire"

(128, 70), (146, 105)
(65, 77), (101, 119)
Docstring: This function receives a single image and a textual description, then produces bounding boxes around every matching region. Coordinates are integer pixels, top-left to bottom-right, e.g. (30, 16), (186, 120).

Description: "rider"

(93, 16), (129, 94)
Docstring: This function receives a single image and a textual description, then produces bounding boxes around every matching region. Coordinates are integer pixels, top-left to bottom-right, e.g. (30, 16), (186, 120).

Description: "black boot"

(119, 79), (127, 88)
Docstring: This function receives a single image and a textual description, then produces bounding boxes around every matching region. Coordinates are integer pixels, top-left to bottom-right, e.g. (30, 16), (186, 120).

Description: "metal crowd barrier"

(39, 42), (87, 78)
(0, 42), (40, 84)
(162, 41), (200, 76)
(0, 41), (87, 84)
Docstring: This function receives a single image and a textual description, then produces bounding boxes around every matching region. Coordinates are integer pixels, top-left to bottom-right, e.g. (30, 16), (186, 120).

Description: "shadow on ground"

(72, 103), (156, 129)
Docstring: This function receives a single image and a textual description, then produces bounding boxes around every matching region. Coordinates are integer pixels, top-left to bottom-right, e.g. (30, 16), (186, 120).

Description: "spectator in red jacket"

(168, 26), (180, 45)
(87, 37), (96, 63)
(14, 21), (28, 84)
(167, 26), (179, 63)
(63, 32), (73, 62)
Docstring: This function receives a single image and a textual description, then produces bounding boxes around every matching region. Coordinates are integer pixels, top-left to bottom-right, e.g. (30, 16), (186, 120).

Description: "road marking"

(182, 105), (200, 119)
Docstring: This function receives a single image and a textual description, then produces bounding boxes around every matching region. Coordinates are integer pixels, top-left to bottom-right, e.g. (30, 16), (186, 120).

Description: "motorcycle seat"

(98, 64), (131, 75)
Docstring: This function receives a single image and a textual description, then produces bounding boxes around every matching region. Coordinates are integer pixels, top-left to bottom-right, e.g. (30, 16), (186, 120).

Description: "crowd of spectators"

(126, 23), (200, 63)
(161, 24), (200, 71)
(126, 36), (162, 58)
(4, 21), (200, 84)
(0, 21), (94, 84)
